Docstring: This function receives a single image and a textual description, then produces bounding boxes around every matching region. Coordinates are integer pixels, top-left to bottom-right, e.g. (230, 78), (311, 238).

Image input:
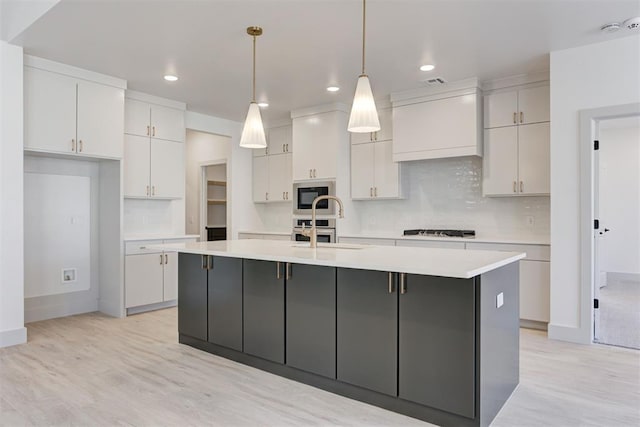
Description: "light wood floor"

(1, 308), (638, 427)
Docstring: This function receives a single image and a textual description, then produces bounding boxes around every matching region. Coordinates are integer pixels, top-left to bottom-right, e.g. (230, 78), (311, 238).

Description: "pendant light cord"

(362, 0), (366, 75)
(252, 34), (257, 102)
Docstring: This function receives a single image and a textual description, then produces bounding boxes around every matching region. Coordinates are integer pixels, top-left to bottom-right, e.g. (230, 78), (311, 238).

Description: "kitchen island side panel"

(479, 262), (520, 427)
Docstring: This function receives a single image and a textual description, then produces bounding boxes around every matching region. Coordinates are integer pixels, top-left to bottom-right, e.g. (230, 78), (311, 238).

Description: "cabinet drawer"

(396, 239), (466, 249)
(464, 242), (550, 261)
(125, 240), (163, 255)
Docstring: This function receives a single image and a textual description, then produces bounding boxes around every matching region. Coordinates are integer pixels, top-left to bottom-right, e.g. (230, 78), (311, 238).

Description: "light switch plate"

(496, 292), (504, 308)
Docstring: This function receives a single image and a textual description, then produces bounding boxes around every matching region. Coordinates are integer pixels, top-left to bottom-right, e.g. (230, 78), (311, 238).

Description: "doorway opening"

(579, 103), (640, 348)
(202, 163), (228, 241)
(593, 116), (640, 349)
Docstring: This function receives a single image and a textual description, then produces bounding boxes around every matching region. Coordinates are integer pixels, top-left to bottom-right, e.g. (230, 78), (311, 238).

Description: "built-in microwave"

(293, 181), (336, 215)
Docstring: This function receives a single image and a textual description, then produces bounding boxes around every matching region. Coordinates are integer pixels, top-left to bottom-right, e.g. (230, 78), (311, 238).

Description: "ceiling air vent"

(421, 77), (447, 86)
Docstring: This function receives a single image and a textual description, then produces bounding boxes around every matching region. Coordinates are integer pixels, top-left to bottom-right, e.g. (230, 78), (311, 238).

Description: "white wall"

(185, 129), (230, 235)
(550, 35), (640, 343)
(185, 111), (260, 239)
(23, 156), (100, 322)
(0, 41), (26, 347)
(599, 119), (640, 276)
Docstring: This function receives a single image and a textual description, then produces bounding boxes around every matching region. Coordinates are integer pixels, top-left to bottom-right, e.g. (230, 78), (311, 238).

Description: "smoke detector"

(600, 23), (621, 33)
(623, 17), (640, 30)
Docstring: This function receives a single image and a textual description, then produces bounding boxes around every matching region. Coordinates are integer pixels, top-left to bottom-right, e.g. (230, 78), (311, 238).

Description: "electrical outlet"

(525, 215), (535, 228)
(496, 292), (504, 308)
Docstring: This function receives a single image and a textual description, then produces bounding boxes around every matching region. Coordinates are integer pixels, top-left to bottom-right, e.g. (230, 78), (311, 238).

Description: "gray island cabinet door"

(178, 253), (208, 341)
(336, 268), (397, 396)
(286, 264), (336, 378)
(399, 275), (476, 418)
(208, 257), (243, 351)
(243, 259), (285, 363)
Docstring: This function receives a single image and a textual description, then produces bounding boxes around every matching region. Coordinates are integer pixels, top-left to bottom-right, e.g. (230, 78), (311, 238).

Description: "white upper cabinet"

(351, 107), (393, 145)
(125, 99), (185, 143)
(76, 80), (125, 158)
(392, 88), (482, 162)
(351, 136), (402, 200)
(252, 153), (292, 203)
(292, 109), (347, 181)
(252, 156), (269, 202)
(253, 125), (292, 157)
(482, 84), (550, 196)
(24, 65), (124, 158)
(351, 143), (376, 199)
(484, 85), (549, 129)
(150, 139), (185, 198)
(123, 134), (151, 198)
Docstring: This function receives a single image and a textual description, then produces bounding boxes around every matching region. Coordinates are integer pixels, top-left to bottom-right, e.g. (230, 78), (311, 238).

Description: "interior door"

(593, 130), (602, 341)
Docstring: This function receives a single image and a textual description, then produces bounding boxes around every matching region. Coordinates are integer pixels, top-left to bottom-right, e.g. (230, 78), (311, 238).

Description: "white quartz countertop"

(124, 234), (200, 242)
(339, 232), (550, 246)
(150, 239), (525, 279)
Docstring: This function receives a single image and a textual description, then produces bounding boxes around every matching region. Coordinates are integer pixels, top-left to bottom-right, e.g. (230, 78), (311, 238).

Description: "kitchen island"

(153, 239), (525, 427)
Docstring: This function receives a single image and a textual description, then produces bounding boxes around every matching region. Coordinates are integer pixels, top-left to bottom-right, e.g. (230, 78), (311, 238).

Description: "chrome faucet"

(301, 195), (344, 248)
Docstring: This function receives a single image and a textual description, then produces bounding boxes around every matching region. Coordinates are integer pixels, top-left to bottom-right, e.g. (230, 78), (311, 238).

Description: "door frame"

(199, 159), (229, 242)
(578, 102), (640, 344)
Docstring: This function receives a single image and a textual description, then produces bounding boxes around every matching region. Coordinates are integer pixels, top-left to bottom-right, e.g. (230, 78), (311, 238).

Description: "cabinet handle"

(146, 125), (150, 136)
(165, 254), (168, 264)
(202, 255), (208, 269)
(152, 126), (156, 136)
(313, 169), (317, 178)
(520, 112), (524, 124)
(286, 191), (289, 200)
(388, 272), (395, 294)
(265, 192), (268, 201)
(520, 181), (524, 193)
(160, 254), (164, 265)
(282, 191), (285, 200)
(282, 144), (285, 153)
(374, 187), (377, 197)
(71, 139), (76, 152)
(286, 143), (289, 152)
(286, 262), (291, 280)
(370, 187), (373, 197)
(374, 132), (378, 141)
(208, 255), (213, 270)
(309, 169), (312, 178)
(513, 181), (517, 193)
(276, 261), (282, 279)
(265, 146), (269, 155)
(400, 273), (407, 294)
(513, 112), (517, 124)
(78, 140), (83, 152)
(146, 185), (150, 196)
(152, 186), (155, 196)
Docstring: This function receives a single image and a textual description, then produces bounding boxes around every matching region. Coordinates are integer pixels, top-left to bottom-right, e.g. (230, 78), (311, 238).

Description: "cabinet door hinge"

(594, 298), (599, 309)
(594, 140), (599, 150)
(594, 219), (600, 230)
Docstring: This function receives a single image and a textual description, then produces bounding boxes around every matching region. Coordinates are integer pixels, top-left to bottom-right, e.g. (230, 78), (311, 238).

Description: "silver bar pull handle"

(165, 254), (168, 264)
(370, 187), (373, 197)
(388, 272), (395, 294)
(78, 140), (83, 152)
(520, 181), (524, 193)
(276, 261), (281, 279)
(202, 255), (207, 269)
(208, 255), (213, 270)
(286, 263), (291, 280)
(374, 187), (377, 197)
(400, 273), (407, 294)
(147, 125), (150, 136)
(160, 254), (164, 265)
(520, 112), (524, 124)
(71, 139), (76, 152)
(513, 112), (517, 124)
(513, 181), (517, 193)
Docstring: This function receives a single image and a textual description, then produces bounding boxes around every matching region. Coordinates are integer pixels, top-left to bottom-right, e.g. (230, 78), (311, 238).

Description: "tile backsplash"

(124, 199), (174, 235)
(353, 156), (550, 239)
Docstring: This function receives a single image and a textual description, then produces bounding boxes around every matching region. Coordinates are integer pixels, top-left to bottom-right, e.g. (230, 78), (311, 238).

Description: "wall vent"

(421, 77), (448, 86)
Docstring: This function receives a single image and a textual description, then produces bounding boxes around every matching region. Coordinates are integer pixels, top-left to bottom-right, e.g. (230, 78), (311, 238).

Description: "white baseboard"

(126, 300), (176, 316)
(0, 327), (27, 348)
(25, 300), (98, 323)
(548, 323), (591, 344)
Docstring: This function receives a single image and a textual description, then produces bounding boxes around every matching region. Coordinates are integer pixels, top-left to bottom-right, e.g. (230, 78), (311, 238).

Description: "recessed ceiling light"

(420, 64), (435, 72)
(164, 75), (178, 82)
(600, 23), (621, 33)
(326, 86), (340, 92)
(257, 102), (269, 108)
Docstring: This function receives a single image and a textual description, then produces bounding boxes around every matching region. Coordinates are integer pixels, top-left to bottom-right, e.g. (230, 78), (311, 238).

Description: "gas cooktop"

(403, 229), (476, 238)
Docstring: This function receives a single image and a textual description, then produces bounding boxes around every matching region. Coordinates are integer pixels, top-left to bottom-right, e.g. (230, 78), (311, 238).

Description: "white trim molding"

(0, 327), (27, 348)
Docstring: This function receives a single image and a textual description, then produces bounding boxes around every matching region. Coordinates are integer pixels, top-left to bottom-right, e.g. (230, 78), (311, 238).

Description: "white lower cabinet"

(125, 238), (196, 310)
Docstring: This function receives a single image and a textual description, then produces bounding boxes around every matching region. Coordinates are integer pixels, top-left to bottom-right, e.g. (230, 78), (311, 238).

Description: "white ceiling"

(12, 0), (640, 123)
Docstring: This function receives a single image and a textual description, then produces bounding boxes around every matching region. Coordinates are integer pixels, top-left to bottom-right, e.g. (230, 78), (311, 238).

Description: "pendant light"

(348, 0), (380, 133)
(240, 26), (267, 149)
